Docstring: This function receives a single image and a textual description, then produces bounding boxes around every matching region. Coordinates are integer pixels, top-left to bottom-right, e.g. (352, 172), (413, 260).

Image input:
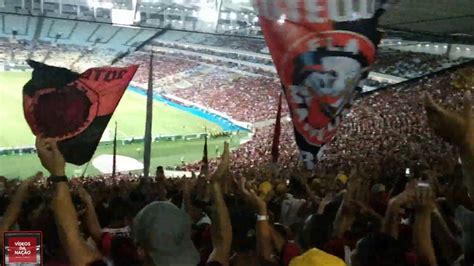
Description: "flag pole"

(271, 92), (283, 163)
(143, 47), (154, 178)
(200, 126), (209, 176)
(203, 126), (208, 165)
(81, 161), (90, 178)
(112, 121), (118, 178)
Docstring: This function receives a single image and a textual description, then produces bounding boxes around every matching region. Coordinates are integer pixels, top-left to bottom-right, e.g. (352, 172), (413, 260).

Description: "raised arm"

(425, 91), (473, 200)
(412, 186), (437, 266)
(234, 175), (278, 265)
(332, 173), (371, 238)
(36, 138), (102, 266)
(78, 185), (102, 246)
(382, 180), (415, 239)
(431, 205), (462, 264)
(208, 142), (232, 266)
(0, 176), (37, 245)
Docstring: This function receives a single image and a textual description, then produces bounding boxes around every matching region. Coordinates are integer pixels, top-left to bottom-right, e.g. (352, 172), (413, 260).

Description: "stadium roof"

(227, 0), (474, 36)
(2, 0), (473, 42)
(174, 0), (474, 37)
(379, 0), (474, 37)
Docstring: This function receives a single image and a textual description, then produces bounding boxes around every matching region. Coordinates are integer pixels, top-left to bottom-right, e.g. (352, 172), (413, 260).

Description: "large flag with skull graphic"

(254, 0), (391, 169)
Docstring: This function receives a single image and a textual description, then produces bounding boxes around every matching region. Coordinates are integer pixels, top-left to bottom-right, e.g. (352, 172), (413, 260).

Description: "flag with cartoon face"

(254, 0), (388, 168)
(23, 60), (138, 165)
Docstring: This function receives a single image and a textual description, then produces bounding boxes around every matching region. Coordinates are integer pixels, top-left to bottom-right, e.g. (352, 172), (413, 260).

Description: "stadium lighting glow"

(277, 14), (286, 25)
(198, 7), (218, 23)
(444, 45), (448, 48)
(456, 47), (461, 50)
(467, 48), (471, 51)
(434, 45), (439, 48)
(87, 0), (113, 9)
(229, 12), (237, 20)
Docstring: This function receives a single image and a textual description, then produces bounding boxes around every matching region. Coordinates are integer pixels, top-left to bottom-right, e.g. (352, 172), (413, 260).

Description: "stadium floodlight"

(277, 14), (286, 25)
(198, 7), (218, 23)
(230, 12), (237, 20)
(87, 0), (113, 9)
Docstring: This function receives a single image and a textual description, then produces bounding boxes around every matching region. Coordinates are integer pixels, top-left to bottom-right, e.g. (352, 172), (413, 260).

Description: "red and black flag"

(254, 0), (388, 169)
(23, 60), (138, 165)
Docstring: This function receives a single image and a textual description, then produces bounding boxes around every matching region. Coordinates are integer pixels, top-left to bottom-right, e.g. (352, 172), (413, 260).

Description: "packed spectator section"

(0, 64), (473, 266)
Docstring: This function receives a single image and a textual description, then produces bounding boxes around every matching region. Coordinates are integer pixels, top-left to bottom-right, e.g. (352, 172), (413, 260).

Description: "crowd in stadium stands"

(148, 43), (468, 81)
(180, 67), (470, 179)
(157, 31), (268, 53)
(0, 40), (473, 266)
(373, 49), (468, 79)
(117, 51), (286, 123)
(153, 41), (273, 66)
(172, 73), (289, 122)
(0, 38), (117, 72)
(119, 52), (201, 84)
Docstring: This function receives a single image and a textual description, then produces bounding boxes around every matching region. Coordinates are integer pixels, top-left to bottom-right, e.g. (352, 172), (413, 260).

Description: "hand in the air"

(233, 176), (267, 213)
(425, 90), (473, 198)
(424, 90), (473, 151)
(77, 185), (93, 204)
(210, 142), (230, 184)
(35, 138), (66, 176)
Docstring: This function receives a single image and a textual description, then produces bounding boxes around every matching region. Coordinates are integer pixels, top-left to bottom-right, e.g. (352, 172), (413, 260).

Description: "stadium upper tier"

(0, 14), (157, 51)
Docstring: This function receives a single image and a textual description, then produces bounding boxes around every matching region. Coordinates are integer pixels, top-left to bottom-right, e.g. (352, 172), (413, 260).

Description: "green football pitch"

(0, 71), (223, 147)
(0, 71), (246, 178)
